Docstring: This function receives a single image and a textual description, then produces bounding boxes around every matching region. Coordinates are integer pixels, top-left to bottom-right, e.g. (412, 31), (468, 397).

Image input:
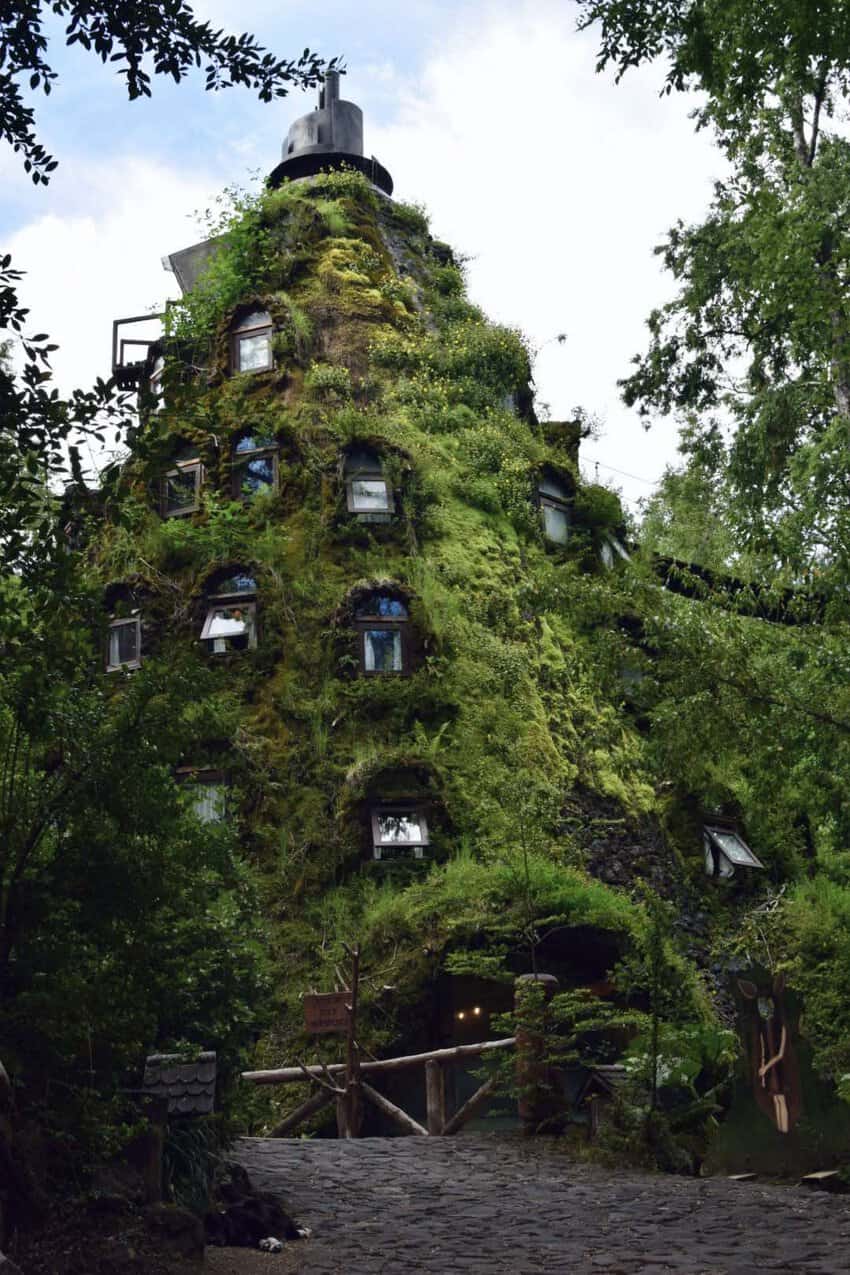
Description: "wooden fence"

(242, 1037), (516, 1138)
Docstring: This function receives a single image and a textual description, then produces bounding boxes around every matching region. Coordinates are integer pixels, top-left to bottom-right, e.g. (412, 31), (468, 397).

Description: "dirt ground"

(203, 1247), (301, 1274)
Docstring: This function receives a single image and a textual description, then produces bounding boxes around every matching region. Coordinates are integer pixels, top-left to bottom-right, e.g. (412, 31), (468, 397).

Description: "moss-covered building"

(97, 76), (844, 1155)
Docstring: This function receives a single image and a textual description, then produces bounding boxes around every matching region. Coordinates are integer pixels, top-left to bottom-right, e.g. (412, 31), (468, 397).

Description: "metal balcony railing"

(111, 313), (164, 387)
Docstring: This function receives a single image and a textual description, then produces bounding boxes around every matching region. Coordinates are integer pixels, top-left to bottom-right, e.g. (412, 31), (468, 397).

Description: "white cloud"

(8, 156), (218, 408)
(369, 1), (720, 507)
(7, 2), (719, 505)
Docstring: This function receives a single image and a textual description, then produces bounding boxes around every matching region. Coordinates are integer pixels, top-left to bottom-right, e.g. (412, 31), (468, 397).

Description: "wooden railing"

(242, 1037), (515, 1138)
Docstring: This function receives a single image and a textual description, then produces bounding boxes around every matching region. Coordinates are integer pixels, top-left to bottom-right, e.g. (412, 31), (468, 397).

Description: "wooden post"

(442, 1076), (496, 1136)
(341, 943), (363, 1138)
(270, 1089), (332, 1138)
(361, 1082), (428, 1135)
(588, 1095), (601, 1142)
(425, 1059), (446, 1135)
(335, 1093), (350, 1139)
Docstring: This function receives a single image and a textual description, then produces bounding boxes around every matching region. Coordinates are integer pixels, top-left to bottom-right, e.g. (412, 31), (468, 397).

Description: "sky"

(1, 0), (721, 511)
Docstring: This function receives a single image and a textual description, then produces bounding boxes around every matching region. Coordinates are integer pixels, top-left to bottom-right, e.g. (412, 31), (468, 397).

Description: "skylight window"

(704, 826), (764, 878)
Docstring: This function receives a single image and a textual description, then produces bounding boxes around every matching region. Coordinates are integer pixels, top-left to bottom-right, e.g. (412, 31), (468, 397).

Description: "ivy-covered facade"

(86, 84), (850, 1162)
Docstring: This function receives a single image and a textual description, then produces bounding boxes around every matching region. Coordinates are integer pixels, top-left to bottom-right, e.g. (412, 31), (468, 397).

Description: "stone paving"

(234, 1134), (850, 1274)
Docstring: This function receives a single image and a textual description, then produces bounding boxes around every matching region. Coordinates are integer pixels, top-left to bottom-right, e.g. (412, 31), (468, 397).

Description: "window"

(147, 354), (165, 412)
(600, 534), (630, 570)
(178, 769), (227, 823)
(371, 807), (429, 860)
(161, 458), (202, 517)
(107, 616), (141, 672)
(354, 594), (409, 674)
(345, 448), (393, 522)
(539, 472), (571, 545)
(232, 434), (278, 499)
(704, 825), (764, 878)
(200, 585), (257, 655)
(215, 572), (257, 595)
(231, 310), (273, 374)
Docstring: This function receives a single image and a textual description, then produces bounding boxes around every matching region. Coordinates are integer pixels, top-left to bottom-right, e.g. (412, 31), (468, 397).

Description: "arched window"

(538, 471), (571, 545)
(344, 447), (393, 521)
(200, 574), (257, 655)
(354, 593), (409, 673)
(107, 615), (141, 672)
(177, 767), (228, 823)
(370, 806), (429, 860)
(232, 433), (278, 498)
(161, 453), (203, 517)
(231, 310), (273, 374)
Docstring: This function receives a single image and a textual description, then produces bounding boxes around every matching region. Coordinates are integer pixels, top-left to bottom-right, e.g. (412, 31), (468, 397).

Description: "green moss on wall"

(89, 170), (725, 1131)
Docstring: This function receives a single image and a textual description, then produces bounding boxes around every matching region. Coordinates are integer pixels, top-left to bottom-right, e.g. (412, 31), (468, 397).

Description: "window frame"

(200, 593), (258, 656)
(703, 824), (765, 878)
(230, 313), (274, 375)
(370, 806), (430, 860)
(344, 450), (394, 522)
(538, 473), (572, 546)
(176, 766), (228, 824)
(231, 439), (279, 500)
(161, 457), (203, 518)
(106, 615), (141, 673)
(353, 596), (410, 676)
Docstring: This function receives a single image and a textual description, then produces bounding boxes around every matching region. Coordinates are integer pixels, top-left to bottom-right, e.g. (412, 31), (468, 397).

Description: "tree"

(578, 1), (850, 583)
(2, 2), (333, 185)
(0, 4), (333, 578)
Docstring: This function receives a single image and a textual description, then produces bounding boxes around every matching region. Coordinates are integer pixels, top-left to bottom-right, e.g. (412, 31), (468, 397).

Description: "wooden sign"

(304, 991), (350, 1034)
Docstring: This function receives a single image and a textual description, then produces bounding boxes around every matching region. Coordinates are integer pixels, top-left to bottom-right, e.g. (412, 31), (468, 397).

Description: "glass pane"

(345, 447), (381, 474)
(234, 309), (271, 332)
(191, 783), (225, 823)
(218, 574), (257, 594)
(377, 813), (424, 844)
(236, 455), (275, 495)
(237, 332), (271, 372)
(234, 434), (276, 454)
(208, 611), (247, 639)
(542, 503), (569, 544)
(164, 466), (198, 513)
(351, 479), (390, 511)
(710, 830), (760, 866)
(539, 473), (570, 501)
(364, 629), (402, 672)
(109, 622), (138, 666)
(355, 594), (408, 619)
(202, 604), (255, 651)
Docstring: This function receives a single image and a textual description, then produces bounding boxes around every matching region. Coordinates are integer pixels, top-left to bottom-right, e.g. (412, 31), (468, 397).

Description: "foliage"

(1, 2), (332, 185)
(580, 0), (850, 585)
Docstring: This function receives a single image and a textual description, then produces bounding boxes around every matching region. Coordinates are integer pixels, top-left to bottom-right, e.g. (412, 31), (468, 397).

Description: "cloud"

(8, 156), (219, 405)
(5, 1), (719, 505)
(368, 1), (719, 506)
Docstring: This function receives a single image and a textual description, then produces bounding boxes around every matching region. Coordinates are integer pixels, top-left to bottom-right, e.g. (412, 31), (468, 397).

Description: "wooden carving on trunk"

(737, 973), (801, 1134)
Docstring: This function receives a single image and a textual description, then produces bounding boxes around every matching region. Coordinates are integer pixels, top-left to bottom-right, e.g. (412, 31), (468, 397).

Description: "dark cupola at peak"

(268, 70), (393, 196)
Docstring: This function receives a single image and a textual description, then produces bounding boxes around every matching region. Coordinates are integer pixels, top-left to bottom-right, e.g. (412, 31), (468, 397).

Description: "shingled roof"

(142, 1051), (217, 1116)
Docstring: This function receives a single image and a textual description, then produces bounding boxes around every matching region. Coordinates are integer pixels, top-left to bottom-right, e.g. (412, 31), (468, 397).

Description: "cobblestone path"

(234, 1135), (850, 1274)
